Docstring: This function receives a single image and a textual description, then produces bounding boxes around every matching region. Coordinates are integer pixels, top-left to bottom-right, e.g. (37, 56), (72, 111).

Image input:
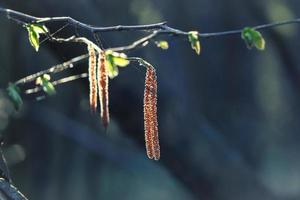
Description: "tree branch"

(25, 73), (88, 95)
(14, 54), (88, 85)
(0, 7), (167, 32)
(3, 6), (300, 95)
(1, 6), (300, 38)
(13, 32), (159, 86)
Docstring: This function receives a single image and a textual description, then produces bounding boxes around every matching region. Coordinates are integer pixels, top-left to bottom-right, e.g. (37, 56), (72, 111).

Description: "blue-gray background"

(0, 0), (300, 200)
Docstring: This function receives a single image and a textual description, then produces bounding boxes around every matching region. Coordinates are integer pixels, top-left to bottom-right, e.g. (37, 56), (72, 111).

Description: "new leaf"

(188, 31), (201, 55)
(105, 50), (130, 79)
(25, 24), (49, 52)
(36, 74), (56, 96)
(156, 41), (169, 50)
(241, 27), (266, 50)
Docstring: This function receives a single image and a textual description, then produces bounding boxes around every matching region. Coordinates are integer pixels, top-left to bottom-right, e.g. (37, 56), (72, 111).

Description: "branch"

(3, 6), (300, 96)
(109, 31), (159, 52)
(1, 6), (300, 38)
(25, 73), (88, 95)
(0, 7), (167, 32)
(13, 32), (159, 86)
(0, 178), (28, 200)
(199, 19), (300, 38)
(14, 54), (88, 85)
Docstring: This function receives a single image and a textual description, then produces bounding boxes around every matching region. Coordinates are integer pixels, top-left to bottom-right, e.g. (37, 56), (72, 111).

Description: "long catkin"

(144, 65), (160, 160)
(144, 68), (154, 159)
(98, 51), (110, 128)
(88, 44), (98, 113)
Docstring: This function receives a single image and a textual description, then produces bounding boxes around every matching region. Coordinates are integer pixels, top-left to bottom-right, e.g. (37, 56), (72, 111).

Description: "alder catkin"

(144, 65), (160, 160)
(98, 51), (110, 128)
(144, 68), (154, 159)
(88, 44), (98, 113)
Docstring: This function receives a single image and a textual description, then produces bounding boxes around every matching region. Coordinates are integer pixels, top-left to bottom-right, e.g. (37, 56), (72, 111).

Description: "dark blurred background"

(1, 0), (300, 200)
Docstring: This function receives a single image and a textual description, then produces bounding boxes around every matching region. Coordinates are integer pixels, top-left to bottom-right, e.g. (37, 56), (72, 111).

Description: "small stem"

(108, 31), (159, 52)
(198, 19), (300, 38)
(15, 54), (88, 85)
(25, 73), (88, 94)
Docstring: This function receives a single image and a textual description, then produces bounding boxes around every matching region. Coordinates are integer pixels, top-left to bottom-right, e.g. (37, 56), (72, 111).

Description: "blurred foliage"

(7, 84), (23, 110)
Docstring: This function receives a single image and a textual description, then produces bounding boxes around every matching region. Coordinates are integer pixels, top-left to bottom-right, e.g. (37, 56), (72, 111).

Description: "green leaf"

(188, 31), (201, 55)
(6, 83), (23, 110)
(105, 54), (119, 79)
(25, 24), (49, 52)
(255, 36), (266, 50)
(28, 28), (40, 52)
(31, 24), (48, 34)
(241, 27), (266, 50)
(36, 74), (56, 96)
(104, 51), (130, 78)
(43, 82), (56, 96)
(113, 54), (130, 67)
(106, 51), (130, 67)
(156, 40), (169, 50)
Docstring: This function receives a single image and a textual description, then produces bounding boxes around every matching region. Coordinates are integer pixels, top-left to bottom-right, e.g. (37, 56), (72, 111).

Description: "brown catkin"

(144, 65), (160, 160)
(98, 51), (110, 128)
(144, 68), (154, 159)
(88, 44), (98, 113)
(149, 69), (160, 160)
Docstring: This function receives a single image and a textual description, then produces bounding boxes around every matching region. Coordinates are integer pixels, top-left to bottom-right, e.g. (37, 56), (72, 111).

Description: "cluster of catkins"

(88, 44), (109, 128)
(88, 45), (160, 160)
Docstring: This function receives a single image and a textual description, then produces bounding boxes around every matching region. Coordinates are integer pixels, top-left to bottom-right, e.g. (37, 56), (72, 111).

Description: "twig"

(199, 19), (300, 38)
(109, 31), (159, 52)
(15, 54), (88, 85)
(0, 178), (28, 200)
(3, 6), (300, 90)
(13, 33), (159, 86)
(25, 73), (88, 94)
(1, 7), (300, 38)
(0, 7), (166, 32)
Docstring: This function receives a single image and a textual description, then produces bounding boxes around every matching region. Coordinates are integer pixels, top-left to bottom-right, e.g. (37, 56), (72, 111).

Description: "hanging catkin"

(88, 44), (98, 113)
(144, 68), (154, 159)
(98, 51), (110, 128)
(144, 64), (160, 160)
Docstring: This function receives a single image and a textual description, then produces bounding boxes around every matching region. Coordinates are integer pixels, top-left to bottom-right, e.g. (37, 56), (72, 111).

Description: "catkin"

(98, 51), (110, 128)
(144, 65), (160, 160)
(88, 44), (98, 113)
(144, 68), (154, 159)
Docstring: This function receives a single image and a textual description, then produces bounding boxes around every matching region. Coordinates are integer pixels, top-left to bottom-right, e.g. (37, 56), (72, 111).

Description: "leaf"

(241, 27), (266, 50)
(31, 24), (48, 34)
(106, 51), (130, 67)
(255, 35), (266, 50)
(104, 50), (130, 78)
(188, 31), (201, 55)
(42, 82), (56, 96)
(113, 55), (130, 67)
(36, 74), (56, 96)
(156, 40), (169, 50)
(105, 54), (119, 79)
(28, 28), (40, 52)
(43, 74), (51, 81)
(25, 24), (49, 52)
(6, 83), (23, 110)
